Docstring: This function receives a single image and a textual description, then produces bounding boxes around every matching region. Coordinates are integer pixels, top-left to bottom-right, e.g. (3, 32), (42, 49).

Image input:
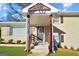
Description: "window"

(53, 16), (63, 24)
(9, 27), (13, 35)
(61, 16), (63, 23)
(12, 28), (26, 36)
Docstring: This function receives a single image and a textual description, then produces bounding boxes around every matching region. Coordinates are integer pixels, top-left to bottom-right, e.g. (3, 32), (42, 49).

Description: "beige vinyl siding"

(1, 27), (26, 43)
(54, 17), (79, 49)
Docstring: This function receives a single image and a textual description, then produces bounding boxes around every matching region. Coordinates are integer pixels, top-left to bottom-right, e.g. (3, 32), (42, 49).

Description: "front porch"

(22, 3), (60, 54)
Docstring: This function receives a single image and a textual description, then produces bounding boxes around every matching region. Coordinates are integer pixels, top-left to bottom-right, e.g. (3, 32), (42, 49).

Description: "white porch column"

(52, 14), (54, 52)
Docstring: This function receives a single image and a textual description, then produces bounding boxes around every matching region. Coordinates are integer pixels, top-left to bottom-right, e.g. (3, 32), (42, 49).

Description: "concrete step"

(31, 42), (49, 56)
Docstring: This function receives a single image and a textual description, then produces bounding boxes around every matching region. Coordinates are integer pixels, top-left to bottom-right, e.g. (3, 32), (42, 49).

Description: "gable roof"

(22, 3), (60, 13)
(28, 3), (51, 11)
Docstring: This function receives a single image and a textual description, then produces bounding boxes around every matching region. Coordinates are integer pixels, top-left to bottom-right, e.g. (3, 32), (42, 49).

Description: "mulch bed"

(58, 48), (79, 54)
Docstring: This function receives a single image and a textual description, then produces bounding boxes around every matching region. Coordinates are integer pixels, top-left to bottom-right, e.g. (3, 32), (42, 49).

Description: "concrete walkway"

(29, 42), (49, 56)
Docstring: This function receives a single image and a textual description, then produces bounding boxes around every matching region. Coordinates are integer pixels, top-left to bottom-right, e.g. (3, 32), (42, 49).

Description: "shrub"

(0, 38), (4, 43)
(58, 45), (62, 48)
(64, 45), (68, 49)
(22, 42), (26, 44)
(76, 48), (79, 51)
(8, 39), (13, 44)
(70, 46), (74, 50)
(17, 40), (21, 44)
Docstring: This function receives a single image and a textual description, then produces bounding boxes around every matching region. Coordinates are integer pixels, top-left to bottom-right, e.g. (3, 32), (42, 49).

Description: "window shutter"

(61, 35), (64, 42)
(9, 27), (13, 35)
(61, 16), (63, 23)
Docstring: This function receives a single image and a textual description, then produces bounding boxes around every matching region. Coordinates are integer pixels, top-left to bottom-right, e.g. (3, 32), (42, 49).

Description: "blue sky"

(0, 3), (22, 22)
(0, 3), (79, 22)
(49, 3), (79, 11)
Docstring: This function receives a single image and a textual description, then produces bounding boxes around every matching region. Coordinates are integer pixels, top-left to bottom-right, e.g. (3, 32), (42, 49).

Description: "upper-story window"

(53, 16), (60, 24)
(53, 16), (63, 24)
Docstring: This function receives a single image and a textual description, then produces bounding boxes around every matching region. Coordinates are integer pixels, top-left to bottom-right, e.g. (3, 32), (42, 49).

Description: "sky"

(0, 3), (79, 22)
(49, 3), (79, 11)
(0, 3), (22, 22)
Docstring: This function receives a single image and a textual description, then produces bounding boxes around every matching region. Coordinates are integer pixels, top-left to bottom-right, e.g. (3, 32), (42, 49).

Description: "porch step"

(30, 42), (49, 56)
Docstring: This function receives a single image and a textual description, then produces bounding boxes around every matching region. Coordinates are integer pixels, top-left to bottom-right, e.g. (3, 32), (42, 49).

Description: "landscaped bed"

(49, 51), (79, 56)
(49, 48), (79, 56)
(0, 46), (28, 56)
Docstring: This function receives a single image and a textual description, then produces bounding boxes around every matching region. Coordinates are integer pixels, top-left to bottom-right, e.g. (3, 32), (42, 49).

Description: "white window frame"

(12, 28), (26, 36)
(53, 16), (61, 24)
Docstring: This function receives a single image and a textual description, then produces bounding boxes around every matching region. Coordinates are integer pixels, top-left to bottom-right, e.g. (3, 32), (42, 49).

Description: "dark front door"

(37, 27), (44, 41)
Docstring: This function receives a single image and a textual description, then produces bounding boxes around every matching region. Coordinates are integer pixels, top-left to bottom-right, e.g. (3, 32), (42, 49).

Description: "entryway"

(37, 26), (45, 42)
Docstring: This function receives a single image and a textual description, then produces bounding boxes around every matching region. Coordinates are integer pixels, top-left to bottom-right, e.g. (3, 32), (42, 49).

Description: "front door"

(37, 27), (44, 42)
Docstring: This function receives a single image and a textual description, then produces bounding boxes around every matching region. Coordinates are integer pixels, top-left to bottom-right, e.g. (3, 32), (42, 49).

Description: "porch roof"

(58, 11), (79, 16)
(0, 22), (26, 27)
(22, 3), (60, 13)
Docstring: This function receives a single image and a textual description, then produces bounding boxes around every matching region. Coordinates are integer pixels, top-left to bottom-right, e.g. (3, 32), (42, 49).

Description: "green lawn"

(49, 51), (79, 56)
(0, 46), (28, 56)
(1, 46), (79, 56)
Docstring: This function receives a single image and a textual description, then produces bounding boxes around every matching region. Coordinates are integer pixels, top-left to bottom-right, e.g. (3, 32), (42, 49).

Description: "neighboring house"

(0, 22), (26, 43)
(1, 3), (79, 50)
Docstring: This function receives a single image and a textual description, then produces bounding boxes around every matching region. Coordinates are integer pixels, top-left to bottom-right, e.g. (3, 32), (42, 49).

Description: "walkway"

(0, 44), (25, 47)
(29, 42), (49, 56)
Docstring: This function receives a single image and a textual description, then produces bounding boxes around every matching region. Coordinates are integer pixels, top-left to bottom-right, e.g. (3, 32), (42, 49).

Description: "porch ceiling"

(30, 14), (50, 26)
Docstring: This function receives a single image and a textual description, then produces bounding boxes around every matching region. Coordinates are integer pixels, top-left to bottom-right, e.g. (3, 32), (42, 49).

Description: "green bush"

(64, 45), (68, 49)
(17, 40), (21, 44)
(58, 45), (62, 48)
(8, 39), (13, 44)
(22, 42), (26, 44)
(0, 38), (4, 43)
(76, 48), (79, 51)
(70, 46), (74, 50)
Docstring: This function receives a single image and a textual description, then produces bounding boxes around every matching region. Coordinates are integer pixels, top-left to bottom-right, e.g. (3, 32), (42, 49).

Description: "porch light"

(27, 14), (30, 18)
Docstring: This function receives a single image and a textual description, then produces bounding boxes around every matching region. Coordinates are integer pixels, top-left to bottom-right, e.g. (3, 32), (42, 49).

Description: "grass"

(1, 46), (79, 56)
(0, 46), (28, 56)
(49, 51), (79, 56)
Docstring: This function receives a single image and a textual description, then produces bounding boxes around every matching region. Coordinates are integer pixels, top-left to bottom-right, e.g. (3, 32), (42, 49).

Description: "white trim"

(53, 16), (61, 24)
(43, 27), (45, 42)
